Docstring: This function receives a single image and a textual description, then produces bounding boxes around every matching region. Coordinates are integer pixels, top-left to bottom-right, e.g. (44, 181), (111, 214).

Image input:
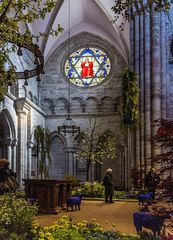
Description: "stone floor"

(36, 200), (139, 235)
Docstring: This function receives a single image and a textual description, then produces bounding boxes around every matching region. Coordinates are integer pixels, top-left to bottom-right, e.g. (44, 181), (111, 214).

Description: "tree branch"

(0, 0), (13, 22)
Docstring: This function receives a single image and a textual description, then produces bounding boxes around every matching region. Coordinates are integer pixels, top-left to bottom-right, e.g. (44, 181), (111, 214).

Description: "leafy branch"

(0, 0), (64, 100)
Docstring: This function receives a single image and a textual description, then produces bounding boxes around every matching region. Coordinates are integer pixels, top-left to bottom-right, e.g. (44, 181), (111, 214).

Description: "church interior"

(1, 0), (173, 191)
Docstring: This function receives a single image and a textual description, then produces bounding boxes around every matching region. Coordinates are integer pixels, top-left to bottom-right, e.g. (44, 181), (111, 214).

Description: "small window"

(64, 47), (111, 87)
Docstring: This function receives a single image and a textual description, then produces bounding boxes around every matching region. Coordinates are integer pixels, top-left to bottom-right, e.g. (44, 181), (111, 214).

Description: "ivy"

(122, 68), (139, 130)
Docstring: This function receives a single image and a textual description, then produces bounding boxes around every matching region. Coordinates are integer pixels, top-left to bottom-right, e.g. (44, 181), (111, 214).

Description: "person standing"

(103, 168), (114, 203)
(31, 170), (36, 179)
(144, 168), (160, 197)
(0, 159), (18, 194)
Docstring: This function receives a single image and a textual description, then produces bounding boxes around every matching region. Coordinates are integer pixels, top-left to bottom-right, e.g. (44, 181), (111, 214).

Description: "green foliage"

(95, 130), (118, 161)
(0, 193), (38, 239)
(72, 181), (105, 198)
(63, 174), (80, 186)
(75, 118), (118, 181)
(72, 182), (138, 199)
(122, 68), (139, 130)
(111, 1), (170, 30)
(32, 215), (139, 240)
(34, 125), (52, 179)
(0, 0), (63, 100)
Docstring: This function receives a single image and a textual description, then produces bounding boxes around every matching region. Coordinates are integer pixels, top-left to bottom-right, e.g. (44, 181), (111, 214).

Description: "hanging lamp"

(57, 0), (80, 137)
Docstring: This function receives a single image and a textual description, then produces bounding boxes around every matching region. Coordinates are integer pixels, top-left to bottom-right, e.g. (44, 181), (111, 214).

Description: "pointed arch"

(54, 97), (68, 114)
(85, 97), (99, 113)
(101, 96), (115, 113)
(0, 109), (16, 166)
(42, 98), (54, 114)
(49, 131), (67, 179)
(71, 97), (84, 113)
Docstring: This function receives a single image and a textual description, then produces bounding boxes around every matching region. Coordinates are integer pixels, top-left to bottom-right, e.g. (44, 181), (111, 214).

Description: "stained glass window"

(64, 47), (111, 87)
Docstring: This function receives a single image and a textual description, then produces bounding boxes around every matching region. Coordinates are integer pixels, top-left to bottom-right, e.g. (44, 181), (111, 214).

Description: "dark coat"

(103, 172), (113, 187)
(144, 171), (160, 191)
(0, 167), (17, 193)
(103, 172), (113, 197)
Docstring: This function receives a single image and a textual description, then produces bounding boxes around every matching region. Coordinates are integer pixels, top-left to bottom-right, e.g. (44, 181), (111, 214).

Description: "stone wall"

(41, 32), (127, 187)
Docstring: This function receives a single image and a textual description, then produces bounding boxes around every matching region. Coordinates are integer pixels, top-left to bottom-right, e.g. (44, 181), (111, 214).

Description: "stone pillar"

(62, 133), (77, 176)
(160, 12), (167, 119)
(11, 139), (17, 172)
(27, 141), (33, 179)
(65, 147), (76, 175)
(134, 14), (141, 172)
(15, 99), (30, 188)
(151, 11), (161, 160)
(3, 138), (12, 165)
(144, 9), (151, 172)
(139, 12), (145, 179)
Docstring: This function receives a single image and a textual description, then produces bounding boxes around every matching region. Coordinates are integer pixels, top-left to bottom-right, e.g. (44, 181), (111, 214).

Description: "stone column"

(65, 147), (76, 175)
(151, 11), (161, 159)
(62, 133), (77, 176)
(15, 99), (30, 188)
(11, 139), (17, 172)
(3, 138), (12, 165)
(134, 13), (141, 172)
(144, 9), (151, 172)
(27, 141), (33, 179)
(160, 12), (167, 119)
(139, 12), (145, 179)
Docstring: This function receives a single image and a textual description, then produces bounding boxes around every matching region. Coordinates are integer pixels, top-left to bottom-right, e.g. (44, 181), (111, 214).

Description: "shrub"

(139, 231), (161, 240)
(0, 193), (38, 239)
(63, 174), (80, 186)
(72, 181), (104, 198)
(72, 182), (138, 199)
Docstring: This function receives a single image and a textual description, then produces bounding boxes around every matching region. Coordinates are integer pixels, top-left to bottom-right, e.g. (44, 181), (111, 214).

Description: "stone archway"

(0, 109), (16, 170)
(49, 132), (67, 179)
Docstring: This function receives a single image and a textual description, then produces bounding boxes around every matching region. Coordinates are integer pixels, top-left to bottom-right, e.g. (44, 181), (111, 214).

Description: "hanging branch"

(111, 0), (170, 30)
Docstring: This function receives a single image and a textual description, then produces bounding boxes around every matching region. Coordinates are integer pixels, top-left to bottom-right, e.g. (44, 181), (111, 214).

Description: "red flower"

(157, 127), (167, 135)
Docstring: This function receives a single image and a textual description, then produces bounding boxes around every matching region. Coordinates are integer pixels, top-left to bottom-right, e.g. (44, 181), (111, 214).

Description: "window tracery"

(64, 47), (111, 87)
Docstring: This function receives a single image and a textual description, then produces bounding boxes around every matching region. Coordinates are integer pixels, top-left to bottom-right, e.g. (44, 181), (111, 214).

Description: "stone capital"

(14, 98), (30, 114)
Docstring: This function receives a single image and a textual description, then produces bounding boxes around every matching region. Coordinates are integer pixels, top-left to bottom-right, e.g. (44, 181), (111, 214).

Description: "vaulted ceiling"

(28, 0), (129, 64)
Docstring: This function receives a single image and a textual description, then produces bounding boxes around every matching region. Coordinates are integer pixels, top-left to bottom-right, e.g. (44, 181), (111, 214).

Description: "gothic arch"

(42, 98), (54, 114)
(0, 109), (16, 167)
(71, 97), (84, 113)
(54, 97), (67, 114)
(85, 97), (99, 113)
(100, 96), (115, 113)
(49, 131), (67, 179)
